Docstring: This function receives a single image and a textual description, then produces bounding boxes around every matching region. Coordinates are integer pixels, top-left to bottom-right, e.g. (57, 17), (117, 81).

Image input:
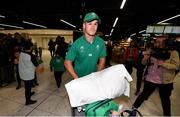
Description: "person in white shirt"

(19, 41), (38, 105)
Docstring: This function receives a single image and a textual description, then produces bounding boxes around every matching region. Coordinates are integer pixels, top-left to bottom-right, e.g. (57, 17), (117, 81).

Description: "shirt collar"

(83, 35), (96, 44)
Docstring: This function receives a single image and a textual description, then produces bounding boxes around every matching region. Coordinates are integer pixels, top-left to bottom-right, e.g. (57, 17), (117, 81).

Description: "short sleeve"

(65, 43), (77, 61)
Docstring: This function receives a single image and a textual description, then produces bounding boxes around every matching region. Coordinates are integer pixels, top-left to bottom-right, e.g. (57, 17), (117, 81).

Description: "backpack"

(85, 99), (118, 116)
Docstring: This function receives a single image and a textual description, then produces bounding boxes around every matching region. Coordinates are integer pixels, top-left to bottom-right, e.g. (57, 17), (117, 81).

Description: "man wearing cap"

(64, 12), (106, 80)
(65, 12), (106, 115)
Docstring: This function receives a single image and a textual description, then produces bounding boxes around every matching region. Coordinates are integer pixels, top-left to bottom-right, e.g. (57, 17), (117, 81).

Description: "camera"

(150, 48), (170, 60)
(150, 38), (176, 60)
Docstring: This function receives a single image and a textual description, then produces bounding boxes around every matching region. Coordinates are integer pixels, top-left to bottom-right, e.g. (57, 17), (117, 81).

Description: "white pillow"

(65, 64), (133, 107)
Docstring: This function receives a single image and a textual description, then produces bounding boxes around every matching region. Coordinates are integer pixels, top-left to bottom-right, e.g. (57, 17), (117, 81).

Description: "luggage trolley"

(71, 99), (143, 117)
(65, 64), (139, 116)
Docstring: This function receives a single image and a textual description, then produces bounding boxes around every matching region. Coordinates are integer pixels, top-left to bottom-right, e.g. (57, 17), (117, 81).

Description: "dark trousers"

(125, 60), (134, 74)
(136, 69), (143, 92)
(0, 65), (14, 85)
(24, 80), (34, 102)
(33, 72), (38, 85)
(159, 83), (173, 116)
(16, 72), (21, 86)
(15, 65), (21, 86)
(39, 52), (42, 60)
(133, 81), (173, 116)
(54, 71), (63, 88)
(0, 67), (4, 86)
(49, 50), (55, 57)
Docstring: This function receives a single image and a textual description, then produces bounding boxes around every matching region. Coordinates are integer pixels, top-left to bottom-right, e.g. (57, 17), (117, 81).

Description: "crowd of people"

(0, 32), (41, 105)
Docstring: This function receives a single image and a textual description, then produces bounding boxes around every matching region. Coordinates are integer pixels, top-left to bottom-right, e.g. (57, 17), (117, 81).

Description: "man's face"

(83, 20), (98, 36)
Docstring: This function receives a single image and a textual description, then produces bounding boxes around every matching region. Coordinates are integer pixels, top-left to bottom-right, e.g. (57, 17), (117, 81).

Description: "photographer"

(132, 36), (179, 116)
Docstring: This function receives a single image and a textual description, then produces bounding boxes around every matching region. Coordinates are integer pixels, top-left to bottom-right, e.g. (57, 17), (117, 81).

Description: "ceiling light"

(110, 28), (114, 36)
(60, 19), (76, 28)
(23, 21), (47, 28)
(0, 23), (24, 29)
(159, 23), (171, 25)
(130, 33), (136, 37)
(109, 17), (119, 36)
(157, 14), (180, 24)
(142, 34), (151, 37)
(139, 30), (146, 33)
(0, 14), (5, 18)
(120, 0), (127, 9)
(127, 37), (132, 42)
(113, 17), (119, 28)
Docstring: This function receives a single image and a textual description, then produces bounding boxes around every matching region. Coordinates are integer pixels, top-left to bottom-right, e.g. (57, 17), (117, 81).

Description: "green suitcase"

(85, 99), (118, 116)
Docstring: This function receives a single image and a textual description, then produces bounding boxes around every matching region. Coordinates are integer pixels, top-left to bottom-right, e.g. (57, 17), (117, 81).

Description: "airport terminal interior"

(0, 49), (180, 116)
(0, 0), (180, 116)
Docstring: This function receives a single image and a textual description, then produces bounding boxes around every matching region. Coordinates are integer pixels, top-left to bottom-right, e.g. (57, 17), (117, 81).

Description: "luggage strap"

(120, 108), (143, 117)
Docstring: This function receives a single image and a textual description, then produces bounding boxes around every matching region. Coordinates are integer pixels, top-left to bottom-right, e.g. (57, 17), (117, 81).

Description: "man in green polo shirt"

(64, 12), (107, 79)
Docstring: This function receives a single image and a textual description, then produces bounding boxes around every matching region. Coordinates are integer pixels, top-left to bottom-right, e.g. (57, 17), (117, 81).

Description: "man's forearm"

(97, 58), (106, 71)
(64, 60), (78, 79)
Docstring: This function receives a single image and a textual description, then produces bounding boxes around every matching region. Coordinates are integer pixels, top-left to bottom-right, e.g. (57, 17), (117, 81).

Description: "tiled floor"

(0, 50), (180, 116)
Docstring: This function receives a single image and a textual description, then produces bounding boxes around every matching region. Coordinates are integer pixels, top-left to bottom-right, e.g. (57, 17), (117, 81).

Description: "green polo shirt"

(65, 35), (106, 77)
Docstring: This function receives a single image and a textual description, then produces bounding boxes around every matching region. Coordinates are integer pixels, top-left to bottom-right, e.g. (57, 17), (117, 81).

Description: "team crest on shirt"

(96, 45), (100, 50)
(80, 46), (84, 52)
(88, 53), (92, 56)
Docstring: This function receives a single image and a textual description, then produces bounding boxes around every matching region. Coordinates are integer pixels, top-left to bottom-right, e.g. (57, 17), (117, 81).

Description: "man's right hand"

(73, 75), (78, 80)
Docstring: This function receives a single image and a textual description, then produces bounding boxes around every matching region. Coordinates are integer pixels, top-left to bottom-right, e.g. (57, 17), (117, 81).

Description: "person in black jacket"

(48, 39), (55, 57)
(56, 36), (68, 59)
(31, 52), (39, 86)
